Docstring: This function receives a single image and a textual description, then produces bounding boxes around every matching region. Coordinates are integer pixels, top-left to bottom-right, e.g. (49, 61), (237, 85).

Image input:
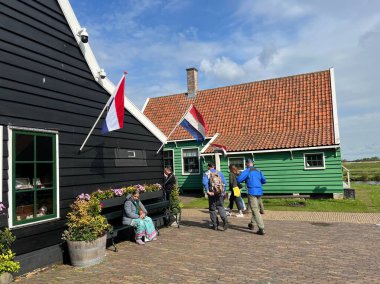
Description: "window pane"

(15, 191), (34, 221)
(229, 158), (245, 171)
(16, 134), (34, 161)
(163, 151), (173, 159)
(37, 136), (53, 161)
(184, 157), (199, 173)
(37, 190), (53, 217)
(183, 149), (198, 157)
(15, 164), (34, 190)
(37, 163), (53, 188)
(305, 154), (324, 168)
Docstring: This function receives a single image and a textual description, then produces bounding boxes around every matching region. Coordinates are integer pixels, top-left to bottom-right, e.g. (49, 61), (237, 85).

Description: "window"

(12, 130), (57, 226)
(228, 157), (245, 171)
(182, 148), (199, 174)
(304, 153), (325, 169)
(163, 150), (174, 171)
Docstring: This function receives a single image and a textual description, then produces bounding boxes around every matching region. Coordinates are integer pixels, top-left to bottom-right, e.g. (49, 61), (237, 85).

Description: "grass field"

(182, 182), (380, 213)
(343, 161), (380, 181)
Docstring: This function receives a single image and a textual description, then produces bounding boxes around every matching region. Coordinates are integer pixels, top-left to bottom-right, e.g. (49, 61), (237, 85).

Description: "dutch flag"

(179, 105), (208, 142)
(101, 73), (126, 134)
(211, 143), (227, 157)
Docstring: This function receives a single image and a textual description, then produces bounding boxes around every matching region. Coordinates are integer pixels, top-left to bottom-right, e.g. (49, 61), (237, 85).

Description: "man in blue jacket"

(237, 159), (266, 235)
(202, 162), (228, 231)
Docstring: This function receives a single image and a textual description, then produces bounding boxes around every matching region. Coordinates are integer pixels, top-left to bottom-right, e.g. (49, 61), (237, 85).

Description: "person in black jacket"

(228, 164), (245, 217)
(163, 166), (176, 200)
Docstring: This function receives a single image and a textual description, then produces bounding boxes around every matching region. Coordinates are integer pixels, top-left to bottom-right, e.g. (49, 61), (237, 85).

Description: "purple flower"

(134, 184), (145, 192)
(97, 189), (103, 193)
(112, 188), (123, 197)
(78, 193), (91, 201)
(0, 202), (6, 213)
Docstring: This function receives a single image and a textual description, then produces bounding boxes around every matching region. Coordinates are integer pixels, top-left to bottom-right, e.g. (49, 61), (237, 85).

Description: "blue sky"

(70, 0), (380, 160)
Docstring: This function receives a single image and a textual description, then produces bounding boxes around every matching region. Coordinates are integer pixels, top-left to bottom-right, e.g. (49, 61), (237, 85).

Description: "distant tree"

(353, 156), (380, 162)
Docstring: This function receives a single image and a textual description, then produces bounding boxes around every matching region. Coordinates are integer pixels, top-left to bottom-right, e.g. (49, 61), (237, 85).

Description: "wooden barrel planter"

(67, 234), (107, 267)
(0, 272), (13, 284)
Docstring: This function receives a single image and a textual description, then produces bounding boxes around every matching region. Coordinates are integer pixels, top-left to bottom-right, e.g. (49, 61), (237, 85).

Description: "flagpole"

(79, 71), (127, 152)
(156, 104), (193, 154)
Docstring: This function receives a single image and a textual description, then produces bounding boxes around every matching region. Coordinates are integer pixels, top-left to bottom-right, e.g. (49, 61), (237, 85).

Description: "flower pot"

(67, 234), (107, 267)
(139, 190), (163, 201)
(0, 272), (13, 284)
(0, 214), (8, 228)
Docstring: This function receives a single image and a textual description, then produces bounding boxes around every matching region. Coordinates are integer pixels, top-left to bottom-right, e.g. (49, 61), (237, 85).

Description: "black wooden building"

(0, 0), (167, 274)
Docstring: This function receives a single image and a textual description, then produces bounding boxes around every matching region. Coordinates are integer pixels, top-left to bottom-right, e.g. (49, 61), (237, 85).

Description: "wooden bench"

(102, 195), (179, 252)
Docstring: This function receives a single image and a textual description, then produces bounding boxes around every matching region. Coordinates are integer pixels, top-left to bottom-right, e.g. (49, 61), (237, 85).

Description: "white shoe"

(236, 213), (244, 218)
(226, 211), (232, 216)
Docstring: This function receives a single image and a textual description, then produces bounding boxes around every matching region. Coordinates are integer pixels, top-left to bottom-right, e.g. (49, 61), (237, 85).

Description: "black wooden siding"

(0, 0), (163, 260)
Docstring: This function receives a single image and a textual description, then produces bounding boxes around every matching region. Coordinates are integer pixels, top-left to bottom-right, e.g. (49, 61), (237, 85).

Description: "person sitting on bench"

(122, 190), (158, 245)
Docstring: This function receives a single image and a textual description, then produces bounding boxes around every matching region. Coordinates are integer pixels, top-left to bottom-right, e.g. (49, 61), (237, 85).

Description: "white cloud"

(74, 0), (380, 159)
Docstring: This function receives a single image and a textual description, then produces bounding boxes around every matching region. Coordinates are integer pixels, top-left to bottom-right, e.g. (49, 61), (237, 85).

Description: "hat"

(246, 158), (254, 164)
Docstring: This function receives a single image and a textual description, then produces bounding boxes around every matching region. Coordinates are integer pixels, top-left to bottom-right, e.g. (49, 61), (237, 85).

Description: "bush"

(62, 195), (112, 242)
(170, 185), (183, 214)
(0, 228), (20, 274)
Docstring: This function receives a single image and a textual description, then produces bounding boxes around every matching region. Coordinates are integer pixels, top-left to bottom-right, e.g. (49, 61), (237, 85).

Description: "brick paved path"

(16, 213), (380, 283)
(183, 209), (380, 224)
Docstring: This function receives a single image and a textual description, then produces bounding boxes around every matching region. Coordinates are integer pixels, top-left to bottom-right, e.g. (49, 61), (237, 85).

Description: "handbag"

(233, 186), (241, 197)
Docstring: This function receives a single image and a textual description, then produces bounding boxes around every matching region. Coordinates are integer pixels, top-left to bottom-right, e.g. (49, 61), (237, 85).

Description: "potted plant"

(0, 228), (20, 284)
(62, 194), (112, 267)
(169, 185), (183, 227)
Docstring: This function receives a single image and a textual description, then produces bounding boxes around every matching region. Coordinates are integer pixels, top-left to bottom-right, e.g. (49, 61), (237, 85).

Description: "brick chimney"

(186, 67), (198, 98)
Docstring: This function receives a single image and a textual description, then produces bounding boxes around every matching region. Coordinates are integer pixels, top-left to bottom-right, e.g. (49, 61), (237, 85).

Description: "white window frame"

(181, 147), (200, 175)
(304, 152), (326, 170)
(228, 156), (245, 172)
(8, 126), (60, 229)
(163, 149), (175, 175)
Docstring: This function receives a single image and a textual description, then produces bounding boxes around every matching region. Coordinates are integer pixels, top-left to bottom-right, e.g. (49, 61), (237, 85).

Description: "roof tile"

(144, 70), (336, 152)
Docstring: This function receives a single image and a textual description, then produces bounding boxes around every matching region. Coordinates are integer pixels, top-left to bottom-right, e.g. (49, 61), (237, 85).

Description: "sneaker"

(210, 225), (218, 230)
(226, 211), (232, 217)
(260, 211), (265, 214)
(248, 223), (254, 230)
(236, 213), (244, 218)
(256, 228), (265, 235)
(136, 239), (145, 245)
(223, 223), (228, 231)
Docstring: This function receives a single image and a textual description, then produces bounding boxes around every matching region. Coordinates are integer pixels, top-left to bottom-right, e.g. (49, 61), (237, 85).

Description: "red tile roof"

(143, 70), (337, 152)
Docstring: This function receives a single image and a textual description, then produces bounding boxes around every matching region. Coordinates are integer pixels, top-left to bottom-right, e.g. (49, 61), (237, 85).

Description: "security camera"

(77, 28), (88, 43)
(98, 69), (107, 79)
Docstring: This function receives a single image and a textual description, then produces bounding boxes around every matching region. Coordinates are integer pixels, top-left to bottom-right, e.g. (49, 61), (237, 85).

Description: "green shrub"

(0, 228), (20, 274)
(62, 195), (112, 242)
(170, 185), (183, 214)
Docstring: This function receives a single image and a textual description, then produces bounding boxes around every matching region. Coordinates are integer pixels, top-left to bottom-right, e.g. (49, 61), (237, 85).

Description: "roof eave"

(57, 0), (167, 143)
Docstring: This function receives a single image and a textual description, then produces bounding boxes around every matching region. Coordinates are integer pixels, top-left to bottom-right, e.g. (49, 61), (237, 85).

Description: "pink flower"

(0, 202), (6, 214)
(78, 193), (91, 201)
(112, 188), (123, 196)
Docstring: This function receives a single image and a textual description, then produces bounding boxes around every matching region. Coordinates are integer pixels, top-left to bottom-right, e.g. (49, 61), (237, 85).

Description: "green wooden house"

(143, 68), (343, 196)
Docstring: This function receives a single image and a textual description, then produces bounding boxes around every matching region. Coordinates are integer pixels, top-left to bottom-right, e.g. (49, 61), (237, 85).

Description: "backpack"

(208, 171), (224, 195)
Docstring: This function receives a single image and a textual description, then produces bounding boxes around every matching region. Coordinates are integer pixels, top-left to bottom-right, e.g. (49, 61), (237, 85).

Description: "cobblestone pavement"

(183, 209), (380, 224)
(16, 213), (380, 284)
